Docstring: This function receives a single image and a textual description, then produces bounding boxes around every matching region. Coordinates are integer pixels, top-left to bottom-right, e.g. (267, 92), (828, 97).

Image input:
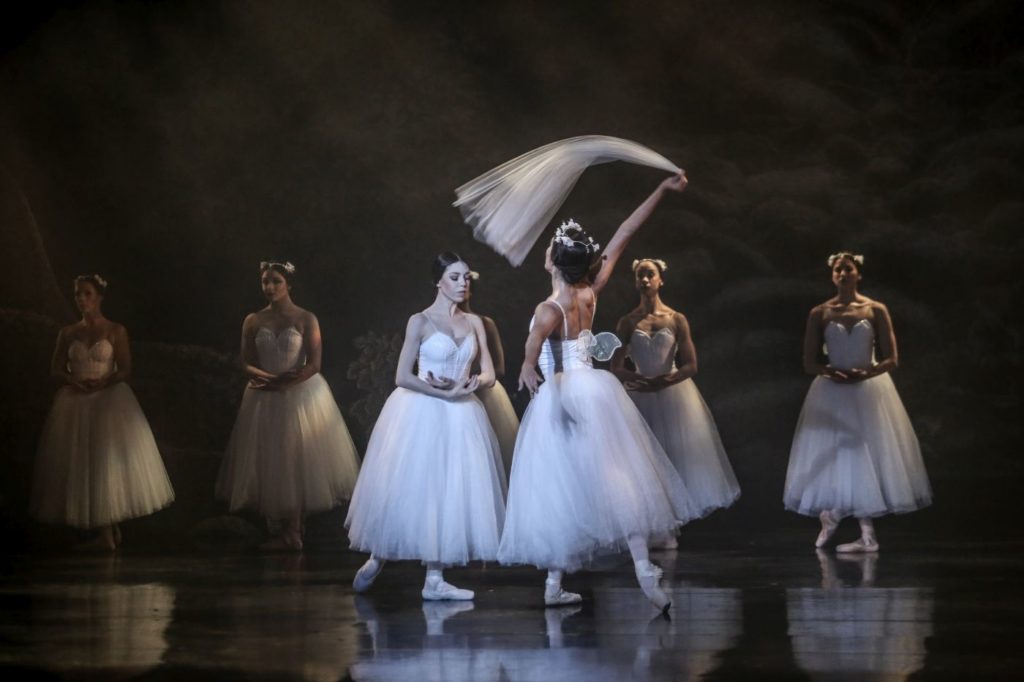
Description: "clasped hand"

(425, 371), (479, 398)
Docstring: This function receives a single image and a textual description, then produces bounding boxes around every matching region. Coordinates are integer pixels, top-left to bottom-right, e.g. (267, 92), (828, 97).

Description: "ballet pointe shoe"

(815, 510), (839, 548)
(544, 579), (583, 607)
(635, 562), (671, 614)
(836, 535), (879, 554)
(421, 577), (474, 601)
(353, 558), (384, 593)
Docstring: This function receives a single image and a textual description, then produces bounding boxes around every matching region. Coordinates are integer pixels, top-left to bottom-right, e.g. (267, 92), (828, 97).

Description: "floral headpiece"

(631, 258), (668, 274)
(554, 219), (601, 254)
(260, 261), (296, 274)
(468, 271), (480, 281)
(827, 252), (864, 268)
(75, 273), (108, 290)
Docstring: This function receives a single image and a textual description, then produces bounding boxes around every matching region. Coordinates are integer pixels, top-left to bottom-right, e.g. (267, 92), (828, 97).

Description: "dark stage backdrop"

(2, 0), (1022, 546)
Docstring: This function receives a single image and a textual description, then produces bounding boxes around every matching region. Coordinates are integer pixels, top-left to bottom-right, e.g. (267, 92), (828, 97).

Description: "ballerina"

(611, 258), (740, 536)
(345, 252), (506, 601)
(784, 252), (932, 552)
(31, 274), (174, 550)
(459, 271), (519, 478)
(216, 261), (360, 551)
(497, 173), (696, 613)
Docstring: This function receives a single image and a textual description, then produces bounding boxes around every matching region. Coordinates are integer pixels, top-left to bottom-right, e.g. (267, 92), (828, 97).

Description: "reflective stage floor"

(1, 533), (1021, 680)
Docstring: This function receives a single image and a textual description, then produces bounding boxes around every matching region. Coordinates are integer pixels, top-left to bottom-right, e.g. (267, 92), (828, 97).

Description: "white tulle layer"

(345, 388), (507, 565)
(32, 384), (174, 528)
(454, 135), (681, 265)
(784, 374), (932, 518)
(216, 374), (360, 519)
(477, 381), (519, 478)
(498, 368), (698, 572)
(629, 380), (740, 517)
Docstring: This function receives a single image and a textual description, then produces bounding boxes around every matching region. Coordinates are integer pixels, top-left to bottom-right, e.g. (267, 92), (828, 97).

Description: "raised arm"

(518, 302), (562, 394)
(591, 173), (687, 294)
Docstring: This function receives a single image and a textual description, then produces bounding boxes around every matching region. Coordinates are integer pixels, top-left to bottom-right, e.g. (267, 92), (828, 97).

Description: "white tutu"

(499, 321), (698, 572)
(628, 329), (740, 516)
(784, 320), (932, 518)
(32, 340), (174, 528)
(345, 331), (506, 565)
(477, 381), (519, 478)
(216, 327), (360, 519)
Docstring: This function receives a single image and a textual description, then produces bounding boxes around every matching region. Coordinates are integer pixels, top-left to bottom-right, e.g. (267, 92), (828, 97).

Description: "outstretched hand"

(661, 172), (687, 193)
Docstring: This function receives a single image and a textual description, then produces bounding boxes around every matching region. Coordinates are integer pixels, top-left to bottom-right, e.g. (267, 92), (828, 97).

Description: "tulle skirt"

(498, 367), (698, 572)
(478, 381), (520, 478)
(345, 388), (506, 564)
(784, 374), (932, 518)
(216, 374), (360, 519)
(630, 379), (740, 516)
(32, 384), (175, 528)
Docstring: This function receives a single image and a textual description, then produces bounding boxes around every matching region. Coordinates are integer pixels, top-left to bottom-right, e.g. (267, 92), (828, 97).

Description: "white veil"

(453, 135), (681, 266)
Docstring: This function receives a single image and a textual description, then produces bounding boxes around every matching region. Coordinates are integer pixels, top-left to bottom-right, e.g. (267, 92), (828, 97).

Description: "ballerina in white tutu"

(345, 252), (506, 601)
(31, 274), (174, 550)
(216, 261), (360, 551)
(612, 258), (740, 537)
(497, 173), (696, 613)
(459, 271), (520, 478)
(784, 252), (932, 552)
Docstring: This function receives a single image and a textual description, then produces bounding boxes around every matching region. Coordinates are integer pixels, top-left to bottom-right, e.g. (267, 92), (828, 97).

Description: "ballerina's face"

(74, 281), (103, 315)
(831, 258), (861, 289)
(261, 269), (291, 302)
(634, 261), (663, 294)
(437, 261), (472, 303)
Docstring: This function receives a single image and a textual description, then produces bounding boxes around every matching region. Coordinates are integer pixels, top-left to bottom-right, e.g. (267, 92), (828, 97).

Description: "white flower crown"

(827, 252), (864, 268)
(76, 273), (108, 289)
(553, 219), (601, 254)
(631, 258), (668, 274)
(260, 260), (296, 274)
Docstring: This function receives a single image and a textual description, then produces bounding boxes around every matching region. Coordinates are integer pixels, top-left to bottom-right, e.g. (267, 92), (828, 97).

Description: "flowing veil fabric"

(454, 135), (681, 266)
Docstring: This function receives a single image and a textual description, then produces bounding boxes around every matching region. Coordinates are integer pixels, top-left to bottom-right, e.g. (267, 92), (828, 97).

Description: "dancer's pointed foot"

(544, 581), (583, 607)
(422, 578), (474, 601)
(635, 562), (671, 614)
(353, 558), (384, 593)
(815, 510), (839, 548)
(836, 536), (879, 554)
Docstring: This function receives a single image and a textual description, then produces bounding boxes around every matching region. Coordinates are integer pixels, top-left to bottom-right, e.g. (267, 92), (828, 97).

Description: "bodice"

(255, 327), (306, 374)
(68, 339), (115, 381)
(417, 332), (477, 382)
(824, 319), (876, 371)
(630, 328), (677, 377)
(530, 299), (593, 376)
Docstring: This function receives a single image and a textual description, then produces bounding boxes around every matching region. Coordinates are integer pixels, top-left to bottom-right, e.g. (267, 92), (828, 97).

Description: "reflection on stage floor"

(0, 534), (1021, 680)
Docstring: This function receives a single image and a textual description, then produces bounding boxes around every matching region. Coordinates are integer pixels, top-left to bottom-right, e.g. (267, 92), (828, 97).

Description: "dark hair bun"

(432, 251), (467, 284)
(551, 224), (598, 284)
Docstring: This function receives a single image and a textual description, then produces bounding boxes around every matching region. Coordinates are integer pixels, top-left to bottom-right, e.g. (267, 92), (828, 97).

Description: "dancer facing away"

(346, 253), (506, 601)
(784, 252), (932, 552)
(612, 258), (740, 538)
(497, 173), (697, 613)
(32, 274), (174, 550)
(216, 261), (360, 551)
(459, 271), (520, 478)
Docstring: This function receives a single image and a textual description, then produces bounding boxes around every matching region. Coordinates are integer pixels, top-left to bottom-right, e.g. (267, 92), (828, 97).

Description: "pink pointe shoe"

(815, 510), (839, 548)
(836, 536), (879, 554)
